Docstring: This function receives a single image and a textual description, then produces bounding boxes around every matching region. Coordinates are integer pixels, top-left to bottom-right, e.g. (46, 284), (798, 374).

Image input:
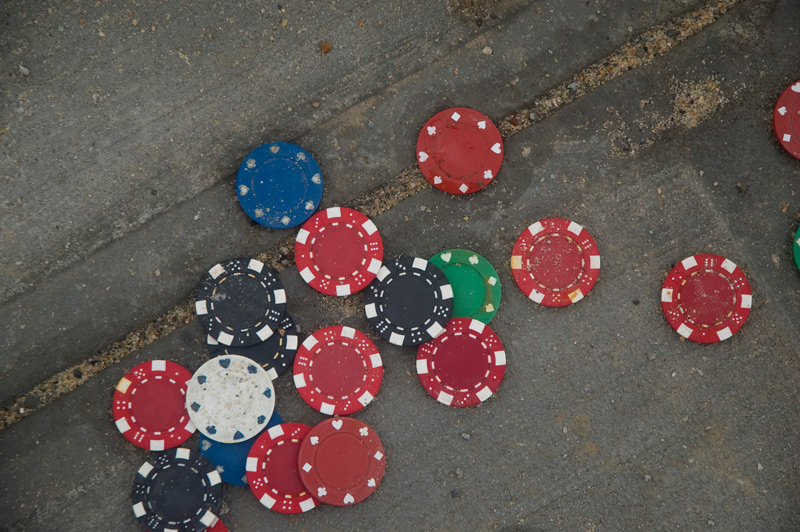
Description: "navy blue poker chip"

(236, 141), (324, 229)
(199, 410), (283, 486)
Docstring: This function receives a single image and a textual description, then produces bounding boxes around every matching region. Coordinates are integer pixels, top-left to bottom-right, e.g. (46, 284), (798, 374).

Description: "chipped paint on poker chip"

(112, 360), (195, 451)
(236, 141), (324, 228)
(246, 422), (319, 514)
(511, 218), (601, 307)
(293, 326), (383, 415)
(297, 417), (386, 506)
(295, 206), (384, 296)
(773, 80), (800, 160)
(195, 257), (286, 347)
(364, 256), (453, 346)
(207, 312), (299, 380)
(429, 248), (501, 324)
(661, 254), (752, 343)
(186, 354), (276, 443)
(416, 318), (506, 408)
(131, 447), (222, 532)
(416, 107), (503, 194)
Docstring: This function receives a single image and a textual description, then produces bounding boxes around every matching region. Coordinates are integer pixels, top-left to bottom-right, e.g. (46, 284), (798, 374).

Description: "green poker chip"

(794, 226), (800, 272)
(429, 249), (501, 324)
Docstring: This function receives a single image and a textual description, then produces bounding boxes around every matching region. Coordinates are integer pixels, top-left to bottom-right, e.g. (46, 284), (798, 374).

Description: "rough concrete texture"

(1, 0), (799, 531)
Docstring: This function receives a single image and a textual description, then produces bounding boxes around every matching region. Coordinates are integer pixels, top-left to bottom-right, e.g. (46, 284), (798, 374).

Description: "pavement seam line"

(0, 0), (740, 431)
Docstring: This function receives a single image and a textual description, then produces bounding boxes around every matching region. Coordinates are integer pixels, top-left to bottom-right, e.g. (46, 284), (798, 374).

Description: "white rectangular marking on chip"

(374, 450), (384, 461)
(721, 259), (736, 273)
(185, 419), (195, 432)
(328, 206), (342, 219)
(440, 284), (453, 300)
(257, 325), (274, 342)
(677, 323), (693, 338)
(341, 326), (356, 339)
(416, 359), (429, 374)
(368, 258), (381, 273)
(567, 221), (583, 235)
(365, 303), (377, 318)
(268, 424), (285, 439)
(116, 377), (132, 394)
(741, 294), (752, 308)
(150, 440), (165, 451)
(267, 367), (278, 380)
(294, 373), (307, 388)
(302, 335), (318, 350)
(115, 417), (131, 433)
(528, 289), (544, 304)
(260, 494), (277, 509)
(295, 228), (310, 245)
(717, 327), (732, 341)
(494, 350), (507, 366)
(206, 334), (218, 345)
(209, 264), (225, 279)
(300, 498), (316, 512)
(528, 221), (544, 236)
(469, 320), (485, 334)
(217, 332), (234, 346)
(207, 470), (222, 486)
(132, 502), (147, 518)
(590, 255), (601, 269)
(389, 332), (404, 345)
(200, 510), (217, 527)
(274, 289), (286, 304)
(246, 456), (259, 472)
(681, 256), (698, 270)
(362, 219), (378, 235)
(195, 300), (208, 315)
(176, 447), (190, 460)
(321, 402), (335, 415)
(427, 322), (444, 339)
(302, 462), (312, 472)
(437, 391), (454, 405)
(286, 335), (298, 350)
(151, 360), (166, 372)
(248, 259), (265, 273)
(412, 257), (428, 270)
(370, 353), (383, 368)
(376, 266), (390, 282)
(784, 133), (792, 142)
(510, 256), (522, 270)
(336, 284), (351, 296)
(476, 386), (493, 402)
(568, 289), (584, 303)
(661, 288), (673, 303)
(359, 391), (374, 406)
(299, 267), (315, 283)
(137, 461), (154, 477)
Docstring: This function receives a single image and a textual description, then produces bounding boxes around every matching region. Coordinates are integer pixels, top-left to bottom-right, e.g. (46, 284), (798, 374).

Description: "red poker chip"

(416, 107), (503, 195)
(661, 254), (752, 343)
(246, 423), (318, 514)
(416, 318), (506, 407)
(773, 80), (800, 160)
(298, 417), (386, 506)
(511, 218), (601, 307)
(295, 207), (384, 296)
(112, 360), (195, 451)
(293, 326), (383, 415)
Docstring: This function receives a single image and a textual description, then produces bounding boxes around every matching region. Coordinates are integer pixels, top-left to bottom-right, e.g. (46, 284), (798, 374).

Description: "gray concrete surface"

(2, 0), (799, 530)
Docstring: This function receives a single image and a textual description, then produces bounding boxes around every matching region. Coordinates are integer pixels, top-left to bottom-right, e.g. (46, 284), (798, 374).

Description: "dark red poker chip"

(295, 207), (384, 296)
(416, 107), (503, 195)
(246, 423), (318, 514)
(112, 360), (195, 451)
(511, 218), (601, 307)
(293, 326), (383, 416)
(298, 417), (386, 506)
(661, 254), (752, 343)
(416, 318), (506, 407)
(773, 80), (800, 160)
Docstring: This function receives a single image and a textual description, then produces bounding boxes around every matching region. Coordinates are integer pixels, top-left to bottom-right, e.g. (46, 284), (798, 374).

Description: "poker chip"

(186, 354), (276, 443)
(246, 423), (319, 514)
(195, 257), (286, 347)
(511, 218), (601, 307)
(131, 447), (223, 532)
(297, 417), (386, 506)
(416, 318), (506, 407)
(429, 249), (501, 324)
(773, 80), (800, 160)
(207, 312), (299, 380)
(794, 226), (800, 272)
(661, 254), (752, 343)
(236, 141), (324, 228)
(199, 410), (283, 486)
(293, 326), (383, 415)
(364, 256), (453, 346)
(112, 360), (195, 451)
(416, 107), (503, 194)
(295, 207), (384, 296)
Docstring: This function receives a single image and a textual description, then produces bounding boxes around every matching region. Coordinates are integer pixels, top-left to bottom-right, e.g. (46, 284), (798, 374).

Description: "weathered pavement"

(1, 1), (799, 530)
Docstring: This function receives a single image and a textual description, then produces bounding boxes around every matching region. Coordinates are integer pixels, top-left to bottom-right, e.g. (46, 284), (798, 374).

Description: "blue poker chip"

(236, 142), (324, 228)
(199, 410), (283, 486)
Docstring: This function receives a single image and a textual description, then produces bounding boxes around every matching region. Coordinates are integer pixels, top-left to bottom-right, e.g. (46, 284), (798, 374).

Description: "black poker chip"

(207, 312), (299, 380)
(364, 256), (453, 346)
(131, 447), (223, 532)
(195, 257), (286, 347)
